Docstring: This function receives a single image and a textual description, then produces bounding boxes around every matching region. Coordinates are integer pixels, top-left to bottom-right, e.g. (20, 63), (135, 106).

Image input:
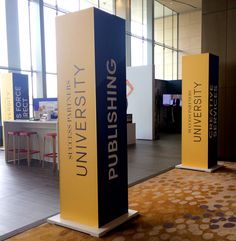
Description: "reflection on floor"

(128, 134), (181, 185)
(0, 152), (59, 240)
(0, 133), (181, 240)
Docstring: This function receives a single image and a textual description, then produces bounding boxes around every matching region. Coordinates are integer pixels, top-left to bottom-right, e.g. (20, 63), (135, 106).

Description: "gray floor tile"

(0, 133), (181, 239)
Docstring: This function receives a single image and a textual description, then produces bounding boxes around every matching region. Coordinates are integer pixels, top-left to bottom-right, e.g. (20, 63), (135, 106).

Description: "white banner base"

(176, 164), (224, 173)
(47, 209), (138, 237)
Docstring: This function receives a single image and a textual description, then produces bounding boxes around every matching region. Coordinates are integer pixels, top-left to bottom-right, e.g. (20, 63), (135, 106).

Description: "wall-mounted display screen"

(163, 94), (182, 106)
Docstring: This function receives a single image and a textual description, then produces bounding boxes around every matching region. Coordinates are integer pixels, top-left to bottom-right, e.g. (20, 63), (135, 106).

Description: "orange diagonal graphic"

(126, 79), (134, 97)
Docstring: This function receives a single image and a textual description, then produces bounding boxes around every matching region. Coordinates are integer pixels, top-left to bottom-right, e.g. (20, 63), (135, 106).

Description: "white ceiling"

(156, 0), (202, 14)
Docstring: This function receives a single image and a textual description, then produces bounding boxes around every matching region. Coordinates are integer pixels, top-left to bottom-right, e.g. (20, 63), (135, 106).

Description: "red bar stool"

(6, 131), (19, 165)
(18, 131), (41, 166)
(43, 133), (57, 172)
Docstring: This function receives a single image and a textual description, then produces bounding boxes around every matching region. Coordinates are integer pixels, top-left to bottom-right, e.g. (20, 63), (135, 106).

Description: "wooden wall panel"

(202, 0), (227, 14)
(225, 87), (236, 160)
(228, 0), (236, 9)
(202, 0), (236, 160)
(202, 12), (227, 88)
(218, 87), (226, 159)
(202, 11), (227, 158)
(226, 9), (236, 87)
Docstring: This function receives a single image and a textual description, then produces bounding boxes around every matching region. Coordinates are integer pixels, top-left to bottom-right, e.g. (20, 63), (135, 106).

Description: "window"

(18, 0), (31, 71)
(100, 0), (114, 13)
(46, 74), (57, 98)
(32, 72), (39, 99)
(131, 37), (147, 66)
(178, 52), (184, 79)
(57, 0), (79, 12)
(164, 7), (173, 48)
(44, 0), (56, 5)
(131, 0), (147, 66)
(44, 6), (57, 74)
(131, 0), (147, 38)
(164, 48), (173, 80)
(154, 45), (164, 79)
(154, 1), (163, 44)
(154, 1), (178, 80)
(173, 13), (178, 49)
(30, 1), (41, 72)
(80, 0), (98, 10)
(0, 0), (8, 67)
(1, 0), (181, 99)
(173, 51), (178, 80)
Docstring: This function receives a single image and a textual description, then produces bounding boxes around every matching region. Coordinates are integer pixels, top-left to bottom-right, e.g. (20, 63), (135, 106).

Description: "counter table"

(4, 120), (58, 163)
(4, 120), (135, 163)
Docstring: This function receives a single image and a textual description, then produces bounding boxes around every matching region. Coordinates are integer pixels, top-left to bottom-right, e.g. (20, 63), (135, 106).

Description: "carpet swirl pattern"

(7, 162), (236, 241)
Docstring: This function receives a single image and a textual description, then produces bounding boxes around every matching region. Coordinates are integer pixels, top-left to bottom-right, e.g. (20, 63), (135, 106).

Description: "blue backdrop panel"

(12, 73), (29, 120)
(94, 8), (128, 226)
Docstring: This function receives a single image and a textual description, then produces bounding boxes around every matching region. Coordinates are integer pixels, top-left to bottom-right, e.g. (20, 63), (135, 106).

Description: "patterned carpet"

(7, 162), (236, 241)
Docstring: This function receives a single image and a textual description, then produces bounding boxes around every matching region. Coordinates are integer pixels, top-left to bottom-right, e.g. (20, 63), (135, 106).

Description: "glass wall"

(18, 0), (31, 71)
(80, 0), (98, 10)
(57, 0), (79, 11)
(17, 0), (42, 116)
(100, 0), (114, 13)
(43, 4), (57, 97)
(42, 0), (114, 97)
(154, 1), (178, 80)
(130, 0), (147, 66)
(0, 0), (116, 105)
(0, 0), (8, 67)
(0, 0), (181, 109)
